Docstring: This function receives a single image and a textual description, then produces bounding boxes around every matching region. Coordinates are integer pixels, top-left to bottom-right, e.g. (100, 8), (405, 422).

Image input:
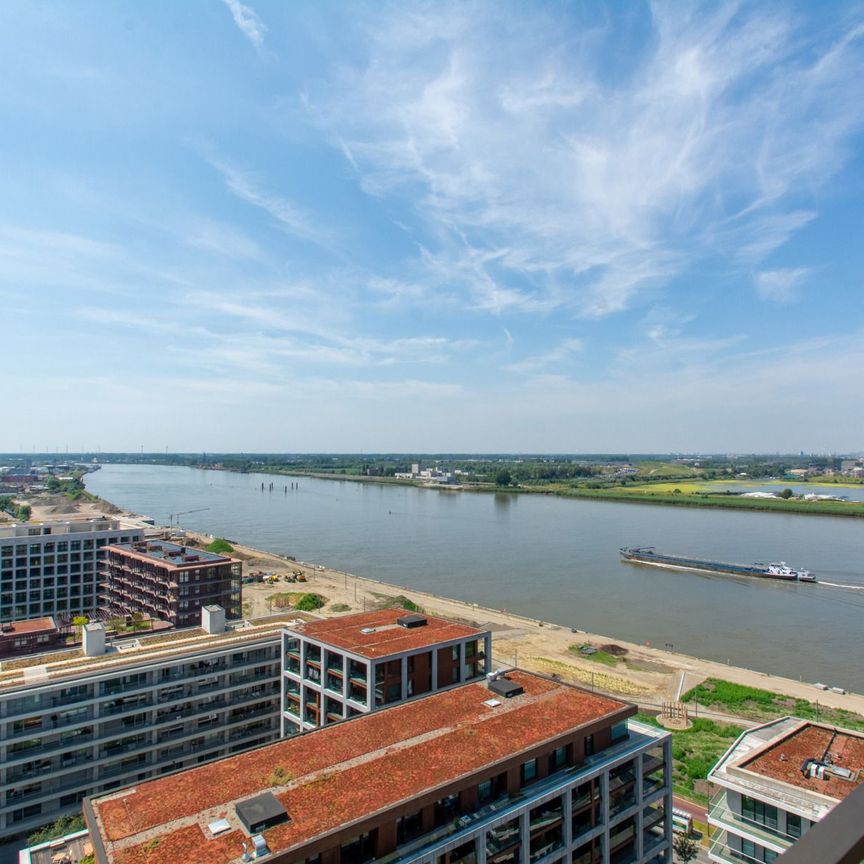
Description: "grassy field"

(636, 714), (744, 804)
(551, 485), (864, 517)
(683, 678), (864, 731)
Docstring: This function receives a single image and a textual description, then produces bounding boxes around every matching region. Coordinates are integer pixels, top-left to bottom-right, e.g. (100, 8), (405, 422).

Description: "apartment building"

(707, 717), (864, 863)
(100, 540), (242, 627)
(86, 670), (673, 864)
(0, 607), (289, 840)
(0, 519), (144, 622)
(0, 617), (63, 659)
(281, 609), (492, 735)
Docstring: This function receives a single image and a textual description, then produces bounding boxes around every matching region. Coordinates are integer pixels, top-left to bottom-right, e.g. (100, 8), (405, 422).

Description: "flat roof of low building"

(710, 717), (864, 820)
(0, 617), (57, 636)
(107, 540), (234, 569)
(286, 608), (487, 658)
(86, 672), (633, 864)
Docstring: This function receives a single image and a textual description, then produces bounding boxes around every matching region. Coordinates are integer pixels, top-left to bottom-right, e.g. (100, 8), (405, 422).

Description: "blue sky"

(2, 1), (863, 453)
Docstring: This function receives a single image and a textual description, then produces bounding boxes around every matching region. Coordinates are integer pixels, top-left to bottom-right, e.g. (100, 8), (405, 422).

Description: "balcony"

(709, 791), (794, 852)
(709, 830), (775, 864)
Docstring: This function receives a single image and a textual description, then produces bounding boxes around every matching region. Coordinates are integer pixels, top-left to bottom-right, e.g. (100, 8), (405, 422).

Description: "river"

(85, 464), (864, 691)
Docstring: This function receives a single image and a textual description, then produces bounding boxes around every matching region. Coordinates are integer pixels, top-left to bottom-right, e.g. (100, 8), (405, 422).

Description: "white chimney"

(83, 623), (106, 657)
(202, 605), (226, 635)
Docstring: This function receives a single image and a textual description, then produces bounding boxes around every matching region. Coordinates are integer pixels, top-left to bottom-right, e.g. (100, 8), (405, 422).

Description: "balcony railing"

(709, 791), (795, 850)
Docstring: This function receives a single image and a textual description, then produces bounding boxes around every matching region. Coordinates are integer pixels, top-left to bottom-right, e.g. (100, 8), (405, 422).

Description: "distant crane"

(167, 508), (210, 528)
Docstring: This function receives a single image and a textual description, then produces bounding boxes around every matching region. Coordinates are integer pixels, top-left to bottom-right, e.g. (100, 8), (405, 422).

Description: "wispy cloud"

(221, 0), (266, 50)
(755, 267), (812, 303)
(204, 153), (327, 244)
(506, 338), (583, 374)
(308, 3), (864, 318)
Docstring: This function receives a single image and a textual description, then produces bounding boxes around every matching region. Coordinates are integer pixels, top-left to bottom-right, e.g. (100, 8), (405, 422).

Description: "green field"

(682, 678), (864, 731)
(636, 714), (744, 804)
(550, 485), (864, 517)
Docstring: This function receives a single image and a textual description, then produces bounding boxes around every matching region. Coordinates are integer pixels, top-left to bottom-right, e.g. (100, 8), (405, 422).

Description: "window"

(584, 734), (594, 757)
(786, 812), (802, 839)
(478, 776), (499, 803)
(521, 758), (538, 786)
(341, 832), (375, 864)
(742, 796), (778, 831)
(396, 809), (423, 844)
(550, 746), (567, 771)
(741, 839), (778, 863)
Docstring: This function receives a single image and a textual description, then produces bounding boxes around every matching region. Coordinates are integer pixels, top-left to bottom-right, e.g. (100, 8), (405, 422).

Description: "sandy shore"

(185, 530), (864, 716)
(11, 490), (862, 716)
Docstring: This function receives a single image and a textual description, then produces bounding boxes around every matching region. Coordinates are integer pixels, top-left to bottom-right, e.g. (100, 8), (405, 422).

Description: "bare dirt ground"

(9, 494), (863, 715)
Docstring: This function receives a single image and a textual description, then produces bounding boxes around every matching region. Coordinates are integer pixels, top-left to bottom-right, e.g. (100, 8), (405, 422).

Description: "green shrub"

(27, 814), (85, 845)
(294, 593), (326, 611)
(205, 537), (235, 554)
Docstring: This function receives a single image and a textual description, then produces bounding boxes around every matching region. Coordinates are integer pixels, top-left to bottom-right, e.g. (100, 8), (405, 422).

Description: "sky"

(1, 1), (863, 454)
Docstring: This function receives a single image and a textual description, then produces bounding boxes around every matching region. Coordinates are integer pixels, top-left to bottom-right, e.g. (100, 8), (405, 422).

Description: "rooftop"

(711, 717), (864, 820)
(87, 671), (633, 864)
(0, 517), (140, 539)
(0, 613), (305, 692)
(287, 608), (487, 658)
(0, 617), (57, 636)
(107, 540), (234, 568)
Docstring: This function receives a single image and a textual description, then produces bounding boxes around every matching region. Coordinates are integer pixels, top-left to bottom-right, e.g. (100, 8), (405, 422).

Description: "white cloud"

(755, 267), (812, 303)
(204, 154), (326, 244)
(221, 0), (266, 50)
(506, 338), (583, 374)
(307, 3), (864, 318)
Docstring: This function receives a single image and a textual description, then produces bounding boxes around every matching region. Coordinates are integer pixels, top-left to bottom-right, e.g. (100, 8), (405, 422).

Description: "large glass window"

(786, 812), (802, 839)
(487, 817), (521, 864)
(341, 832), (375, 864)
(742, 796), (779, 831)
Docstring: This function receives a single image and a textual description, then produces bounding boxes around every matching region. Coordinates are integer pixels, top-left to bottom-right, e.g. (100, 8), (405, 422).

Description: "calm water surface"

(86, 464), (864, 690)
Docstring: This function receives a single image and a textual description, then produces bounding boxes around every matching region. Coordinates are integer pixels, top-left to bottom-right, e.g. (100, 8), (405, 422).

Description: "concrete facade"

(707, 717), (864, 864)
(0, 610), (287, 840)
(0, 519), (144, 622)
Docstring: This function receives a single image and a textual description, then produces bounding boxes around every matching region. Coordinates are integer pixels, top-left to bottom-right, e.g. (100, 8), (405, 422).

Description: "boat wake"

(819, 580), (864, 591)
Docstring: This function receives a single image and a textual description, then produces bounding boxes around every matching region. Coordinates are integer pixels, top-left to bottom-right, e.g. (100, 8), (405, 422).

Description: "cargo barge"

(619, 547), (817, 583)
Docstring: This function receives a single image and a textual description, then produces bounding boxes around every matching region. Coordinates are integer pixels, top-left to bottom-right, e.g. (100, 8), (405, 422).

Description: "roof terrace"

(711, 717), (864, 820)
(86, 671), (633, 864)
(108, 540), (233, 568)
(287, 608), (487, 658)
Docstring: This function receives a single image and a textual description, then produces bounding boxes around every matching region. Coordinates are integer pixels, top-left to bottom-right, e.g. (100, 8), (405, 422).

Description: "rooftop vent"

(488, 677), (524, 699)
(397, 614), (427, 629)
(235, 792), (290, 834)
(801, 758), (861, 783)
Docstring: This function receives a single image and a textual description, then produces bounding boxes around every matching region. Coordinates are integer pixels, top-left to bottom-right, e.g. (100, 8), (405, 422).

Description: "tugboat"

(619, 547), (816, 583)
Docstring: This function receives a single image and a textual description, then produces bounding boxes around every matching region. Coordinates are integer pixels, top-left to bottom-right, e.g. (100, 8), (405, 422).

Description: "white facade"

(707, 717), (862, 864)
(0, 612), (285, 839)
(0, 519), (144, 622)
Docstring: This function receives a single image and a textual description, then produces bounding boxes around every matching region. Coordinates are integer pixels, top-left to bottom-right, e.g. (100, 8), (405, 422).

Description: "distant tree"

(780, 488), (794, 499)
(673, 833), (699, 863)
(494, 469), (512, 487)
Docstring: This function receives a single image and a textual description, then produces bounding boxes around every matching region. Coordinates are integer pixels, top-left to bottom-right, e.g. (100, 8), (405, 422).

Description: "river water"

(85, 464), (864, 691)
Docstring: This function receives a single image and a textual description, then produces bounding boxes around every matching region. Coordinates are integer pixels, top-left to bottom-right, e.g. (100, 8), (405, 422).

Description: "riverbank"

(194, 464), (864, 519)
(184, 530), (864, 720)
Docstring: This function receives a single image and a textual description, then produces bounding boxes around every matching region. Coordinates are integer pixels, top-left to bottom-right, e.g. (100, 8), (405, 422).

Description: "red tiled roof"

(742, 723), (864, 801)
(89, 672), (631, 864)
(289, 608), (486, 658)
